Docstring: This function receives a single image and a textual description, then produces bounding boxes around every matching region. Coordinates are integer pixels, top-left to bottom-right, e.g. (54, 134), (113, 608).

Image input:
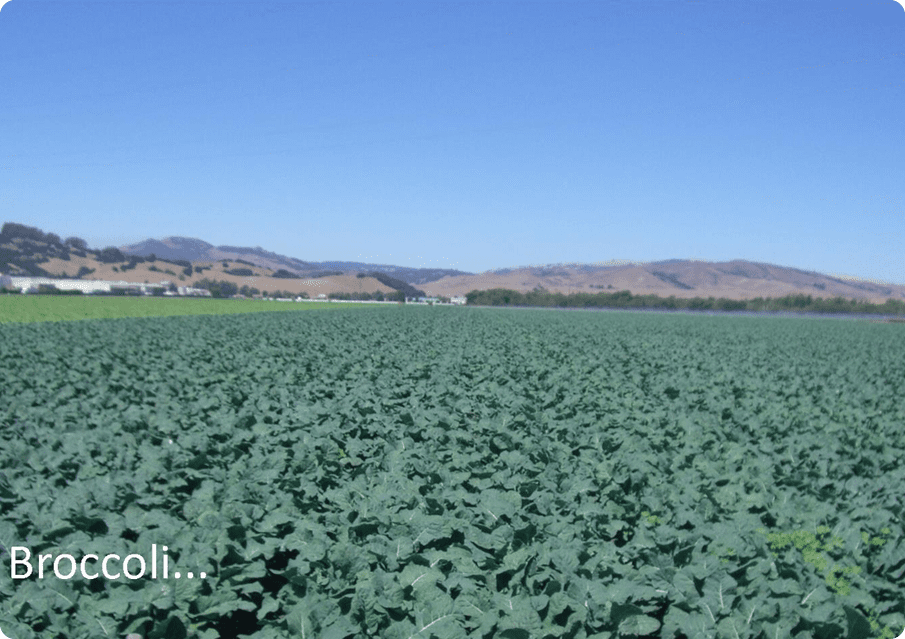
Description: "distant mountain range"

(419, 259), (905, 303)
(2, 223), (903, 303)
(117, 236), (905, 303)
(120, 237), (468, 285)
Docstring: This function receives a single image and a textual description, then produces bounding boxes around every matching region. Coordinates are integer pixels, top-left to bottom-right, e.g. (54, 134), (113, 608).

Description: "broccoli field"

(0, 307), (903, 638)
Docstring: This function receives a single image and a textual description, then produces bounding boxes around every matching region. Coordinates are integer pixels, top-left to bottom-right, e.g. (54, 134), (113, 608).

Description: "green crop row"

(0, 307), (902, 638)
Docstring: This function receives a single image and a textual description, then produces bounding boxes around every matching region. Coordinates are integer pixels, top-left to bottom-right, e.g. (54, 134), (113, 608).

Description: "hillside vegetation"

(422, 262), (905, 304)
(5, 222), (904, 304)
(467, 288), (905, 317)
(0, 223), (403, 299)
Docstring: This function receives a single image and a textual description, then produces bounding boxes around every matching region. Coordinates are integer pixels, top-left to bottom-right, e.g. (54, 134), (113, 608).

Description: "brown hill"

(35, 256), (394, 297)
(420, 260), (905, 304)
(4, 223), (902, 303)
(0, 223), (397, 297)
(119, 236), (465, 285)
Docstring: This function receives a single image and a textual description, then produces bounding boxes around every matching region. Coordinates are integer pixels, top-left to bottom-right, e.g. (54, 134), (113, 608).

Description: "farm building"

(10, 276), (117, 294)
(176, 286), (212, 297)
(10, 277), (173, 295)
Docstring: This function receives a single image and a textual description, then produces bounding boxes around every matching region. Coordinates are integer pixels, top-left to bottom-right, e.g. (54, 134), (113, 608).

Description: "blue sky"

(1, 0), (902, 281)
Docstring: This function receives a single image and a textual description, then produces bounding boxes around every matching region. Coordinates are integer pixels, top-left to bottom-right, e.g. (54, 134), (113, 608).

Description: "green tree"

(193, 278), (237, 298)
(64, 236), (89, 251)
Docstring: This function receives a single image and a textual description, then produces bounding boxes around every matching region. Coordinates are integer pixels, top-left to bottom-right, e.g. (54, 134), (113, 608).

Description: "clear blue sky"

(1, 0), (903, 281)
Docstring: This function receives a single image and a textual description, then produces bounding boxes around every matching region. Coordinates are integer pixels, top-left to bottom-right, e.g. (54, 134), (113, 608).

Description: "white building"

(9, 276), (176, 296)
(176, 286), (212, 297)
(10, 276), (118, 294)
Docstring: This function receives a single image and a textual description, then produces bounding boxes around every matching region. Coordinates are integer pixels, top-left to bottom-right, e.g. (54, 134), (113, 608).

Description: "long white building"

(4, 276), (181, 295)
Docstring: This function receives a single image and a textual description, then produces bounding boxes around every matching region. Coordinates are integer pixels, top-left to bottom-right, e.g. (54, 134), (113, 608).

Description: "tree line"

(465, 288), (905, 316)
(357, 272), (424, 298)
(328, 290), (405, 302)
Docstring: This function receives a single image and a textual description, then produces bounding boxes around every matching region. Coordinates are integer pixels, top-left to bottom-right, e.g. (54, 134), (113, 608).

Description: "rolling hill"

(120, 237), (468, 285)
(419, 260), (905, 303)
(3, 222), (903, 303)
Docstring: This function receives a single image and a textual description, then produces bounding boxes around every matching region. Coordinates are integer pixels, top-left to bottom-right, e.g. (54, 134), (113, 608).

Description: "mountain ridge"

(117, 235), (905, 302)
(417, 258), (905, 303)
(2, 223), (903, 303)
(120, 236), (468, 285)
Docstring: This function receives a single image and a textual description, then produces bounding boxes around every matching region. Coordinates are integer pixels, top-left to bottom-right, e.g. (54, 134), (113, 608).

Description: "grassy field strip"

(0, 295), (392, 323)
